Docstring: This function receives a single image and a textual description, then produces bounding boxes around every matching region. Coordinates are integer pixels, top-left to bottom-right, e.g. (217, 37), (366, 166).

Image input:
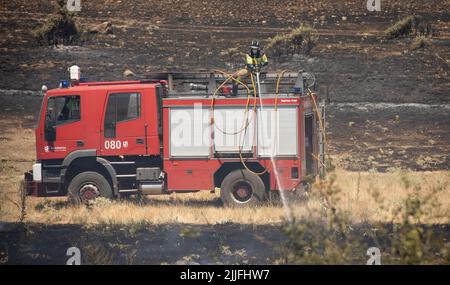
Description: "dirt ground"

(0, 223), (287, 265)
(328, 103), (450, 171)
(0, 222), (447, 265)
(0, 0), (448, 170)
(0, 0), (449, 264)
(0, 0), (449, 103)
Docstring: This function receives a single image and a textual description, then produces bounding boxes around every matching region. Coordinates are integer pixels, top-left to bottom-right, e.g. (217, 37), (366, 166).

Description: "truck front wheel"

(68, 171), (113, 205)
(220, 169), (267, 207)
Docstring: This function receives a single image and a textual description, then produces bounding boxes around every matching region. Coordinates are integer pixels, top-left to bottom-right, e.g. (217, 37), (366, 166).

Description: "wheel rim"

(79, 183), (100, 203)
(231, 181), (253, 203)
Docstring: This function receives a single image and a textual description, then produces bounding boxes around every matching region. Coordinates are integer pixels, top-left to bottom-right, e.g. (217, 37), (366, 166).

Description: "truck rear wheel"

(220, 169), (267, 207)
(68, 171), (113, 205)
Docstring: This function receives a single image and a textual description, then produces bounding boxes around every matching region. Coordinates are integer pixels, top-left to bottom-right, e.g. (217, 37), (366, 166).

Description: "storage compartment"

(213, 107), (255, 153)
(257, 106), (298, 157)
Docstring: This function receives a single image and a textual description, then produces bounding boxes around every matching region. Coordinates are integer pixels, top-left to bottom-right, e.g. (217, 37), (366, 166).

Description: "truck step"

(43, 165), (63, 169)
(116, 174), (137, 178)
(119, 189), (138, 193)
(110, 161), (136, 165)
(43, 176), (61, 183)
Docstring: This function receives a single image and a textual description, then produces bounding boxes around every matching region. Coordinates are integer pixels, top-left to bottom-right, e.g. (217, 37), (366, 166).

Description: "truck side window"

(104, 92), (141, 138)
(46, 95), (81, 125)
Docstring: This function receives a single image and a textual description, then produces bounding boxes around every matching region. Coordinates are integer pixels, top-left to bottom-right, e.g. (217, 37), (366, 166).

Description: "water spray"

(254, 67), (293, 222)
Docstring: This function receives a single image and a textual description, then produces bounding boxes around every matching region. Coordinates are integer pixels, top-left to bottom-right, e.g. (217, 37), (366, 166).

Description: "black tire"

(68, 171), (113, 205)
(220, 169), (267, 207)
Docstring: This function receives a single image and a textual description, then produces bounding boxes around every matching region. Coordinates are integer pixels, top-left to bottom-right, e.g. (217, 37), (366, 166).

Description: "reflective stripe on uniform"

(261, 53), (268, 65)
(246, 54), (254, 65)
(245, 54), (268, 66)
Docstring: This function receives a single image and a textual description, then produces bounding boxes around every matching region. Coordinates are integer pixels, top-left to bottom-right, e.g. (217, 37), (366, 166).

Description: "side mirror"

(40, 85), (48, 96)
(44, 121), (56, 142)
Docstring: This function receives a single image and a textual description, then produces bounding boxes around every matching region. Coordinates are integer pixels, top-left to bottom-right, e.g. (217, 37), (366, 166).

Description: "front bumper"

(23, 171), (43, 196)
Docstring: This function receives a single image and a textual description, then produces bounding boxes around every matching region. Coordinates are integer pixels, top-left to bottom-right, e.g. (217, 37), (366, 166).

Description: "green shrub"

(267, 25), (317, 56)
(32, 0), (78, 46)
(385, 15), (421, 39)
(281, 170), (449, 264)
(411, 36), (429, 50)
(384, 173), (449, 264)
(282, 173), (365, 264)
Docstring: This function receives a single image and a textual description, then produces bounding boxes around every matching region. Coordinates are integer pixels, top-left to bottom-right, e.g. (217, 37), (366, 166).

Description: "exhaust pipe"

(139, 182), (164, 195)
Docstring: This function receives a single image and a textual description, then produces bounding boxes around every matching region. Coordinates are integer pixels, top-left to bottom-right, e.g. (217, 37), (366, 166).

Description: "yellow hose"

(210, 69), (256, 135)
(208, 69), (307, 178)
(311, 152), (326, 168)
(208, 69), (268, 175)
(275, 70), (288, 111)
(208, 68), (268, 176)
(238, 71), (269, 175)
(307, 87), (327, 148)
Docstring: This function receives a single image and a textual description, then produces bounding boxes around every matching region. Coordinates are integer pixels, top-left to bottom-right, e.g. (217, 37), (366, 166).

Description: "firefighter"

(231, 40), (268, 96)
(246, 40), (268, 72)
(58, 96), (80, 121)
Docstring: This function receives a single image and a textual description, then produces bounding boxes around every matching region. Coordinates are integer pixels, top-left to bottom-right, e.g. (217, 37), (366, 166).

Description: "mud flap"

(23, 171), (43, 196)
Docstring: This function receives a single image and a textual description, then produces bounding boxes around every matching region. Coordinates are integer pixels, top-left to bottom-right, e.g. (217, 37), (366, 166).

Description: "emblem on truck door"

(44, 146), (67, 152)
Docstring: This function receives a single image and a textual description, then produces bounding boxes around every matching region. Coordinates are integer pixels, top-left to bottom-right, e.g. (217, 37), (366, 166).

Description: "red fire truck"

(24, 69), (325, 207)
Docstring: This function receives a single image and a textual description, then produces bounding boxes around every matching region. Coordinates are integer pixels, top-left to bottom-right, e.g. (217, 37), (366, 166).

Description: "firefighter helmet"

(250, 40), (260, 49)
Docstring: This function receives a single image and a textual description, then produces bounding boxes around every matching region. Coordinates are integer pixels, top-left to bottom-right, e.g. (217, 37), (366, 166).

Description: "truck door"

(41, 94), (85, 159)
(100, 90), (147, 156)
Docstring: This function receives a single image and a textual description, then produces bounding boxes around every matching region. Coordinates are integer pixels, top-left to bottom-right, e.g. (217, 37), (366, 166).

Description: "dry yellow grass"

(299, 168), (450, 224)
(1, 119), (449, 226)
(1, 168), (448, 225)
(0, 119), (36, 162)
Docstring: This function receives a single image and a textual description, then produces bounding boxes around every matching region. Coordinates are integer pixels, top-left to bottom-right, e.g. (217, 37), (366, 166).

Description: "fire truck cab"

(24, 70), (325, 207)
